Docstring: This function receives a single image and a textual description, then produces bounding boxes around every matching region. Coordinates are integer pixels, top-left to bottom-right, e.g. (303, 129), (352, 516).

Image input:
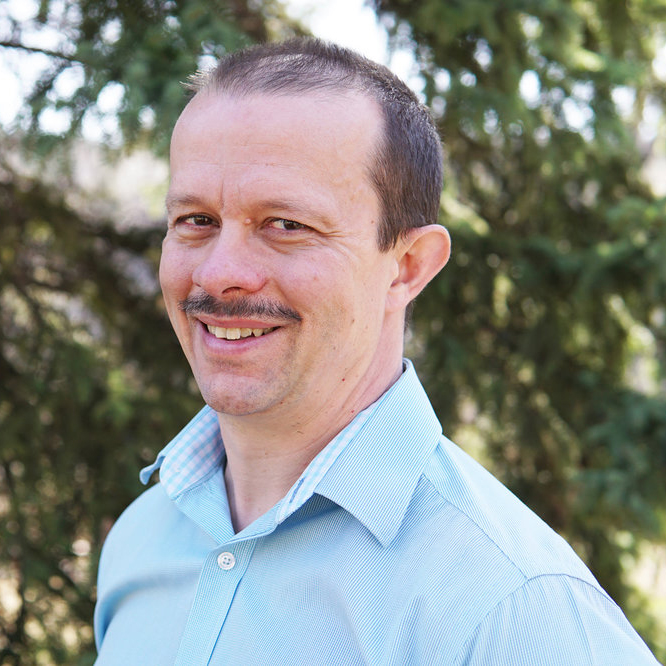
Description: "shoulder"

(416, 437), (596, 583)
(395, 438), (658, 663)
(98, 484), (172, 558)
(453, 574), (660, 665)
(96, 484), (170, 594)
(94, 482), (216, 649)
(96, 481), (215, 599)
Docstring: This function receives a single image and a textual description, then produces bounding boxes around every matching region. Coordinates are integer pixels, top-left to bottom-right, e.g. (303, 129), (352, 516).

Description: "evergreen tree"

(372, 0), (666, 656)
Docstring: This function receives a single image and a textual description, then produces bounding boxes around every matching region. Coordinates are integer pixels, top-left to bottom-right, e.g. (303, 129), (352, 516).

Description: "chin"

(205, 400), (264, 417)
(193, 358), (295, 415)
(199, 382), (280, 418)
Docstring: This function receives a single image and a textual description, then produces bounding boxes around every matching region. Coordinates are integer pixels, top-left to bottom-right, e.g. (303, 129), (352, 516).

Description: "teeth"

(206, 325), (275, 340)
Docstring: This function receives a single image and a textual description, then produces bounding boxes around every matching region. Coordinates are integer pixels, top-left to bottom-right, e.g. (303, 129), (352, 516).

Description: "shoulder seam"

(420, 472), (531, 580)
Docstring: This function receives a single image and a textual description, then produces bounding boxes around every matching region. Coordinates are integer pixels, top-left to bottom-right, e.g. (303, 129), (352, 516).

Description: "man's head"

(186, 38), (443, 252)
(160, 39), (450, 423)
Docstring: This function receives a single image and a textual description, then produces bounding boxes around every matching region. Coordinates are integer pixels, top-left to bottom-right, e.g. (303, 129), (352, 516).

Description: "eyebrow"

(256, 198), (332, 226)
(165, 193), (207, 215)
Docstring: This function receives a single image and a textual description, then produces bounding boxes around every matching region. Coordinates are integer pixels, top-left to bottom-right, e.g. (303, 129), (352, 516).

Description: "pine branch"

(0, 40), (79, 63)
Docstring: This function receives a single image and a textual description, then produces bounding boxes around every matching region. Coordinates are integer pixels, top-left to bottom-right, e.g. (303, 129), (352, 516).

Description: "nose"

(192, 224), (266, 297)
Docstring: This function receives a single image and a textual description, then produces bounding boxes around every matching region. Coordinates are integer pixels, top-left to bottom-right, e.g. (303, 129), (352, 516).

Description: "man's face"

(160, 90), (404, 421)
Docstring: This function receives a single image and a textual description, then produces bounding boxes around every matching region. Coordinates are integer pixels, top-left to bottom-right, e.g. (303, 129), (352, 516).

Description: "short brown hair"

(187, 38), (443, 251)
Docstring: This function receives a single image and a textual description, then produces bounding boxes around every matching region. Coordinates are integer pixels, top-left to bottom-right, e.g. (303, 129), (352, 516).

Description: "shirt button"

(217, 551), (236, 570)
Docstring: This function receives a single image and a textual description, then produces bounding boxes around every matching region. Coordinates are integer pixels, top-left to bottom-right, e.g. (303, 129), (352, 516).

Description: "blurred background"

(1, 0), (665, 663)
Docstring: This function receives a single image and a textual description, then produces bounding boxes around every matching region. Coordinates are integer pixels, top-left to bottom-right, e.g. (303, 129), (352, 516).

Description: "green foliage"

(374, 0), (666, 657)
(2, 0), (302, 154)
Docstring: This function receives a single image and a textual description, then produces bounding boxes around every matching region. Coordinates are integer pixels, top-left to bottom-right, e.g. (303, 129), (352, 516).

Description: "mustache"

(179, 292), (302, 323)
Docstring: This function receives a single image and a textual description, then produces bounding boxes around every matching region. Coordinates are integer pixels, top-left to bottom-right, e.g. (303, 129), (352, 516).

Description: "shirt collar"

(314, 360), (442, 546)
(141, 360), (442, 546)
(140, 405), (223, 497)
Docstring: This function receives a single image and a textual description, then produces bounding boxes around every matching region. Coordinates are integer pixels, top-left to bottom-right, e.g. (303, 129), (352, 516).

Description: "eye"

(268, 218), (307, 231)
(178, 214), (214, 227)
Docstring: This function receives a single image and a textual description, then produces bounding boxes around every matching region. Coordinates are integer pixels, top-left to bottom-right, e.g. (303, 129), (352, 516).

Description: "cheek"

(288, 264), (347, 336)
(159, 245), (192, 300)
(315, 262), (378, 336)
(158, 248), (197, 337)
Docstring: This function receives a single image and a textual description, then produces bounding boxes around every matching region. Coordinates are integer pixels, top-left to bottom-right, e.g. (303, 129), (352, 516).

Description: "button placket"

(174, 540), (256, 665)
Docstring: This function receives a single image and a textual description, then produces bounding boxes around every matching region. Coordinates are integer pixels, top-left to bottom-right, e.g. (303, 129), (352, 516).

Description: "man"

(94, 39), (660, 664)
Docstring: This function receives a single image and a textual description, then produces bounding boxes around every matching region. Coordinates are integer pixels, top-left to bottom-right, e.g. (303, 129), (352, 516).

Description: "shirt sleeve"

(453, 574), (661, 666)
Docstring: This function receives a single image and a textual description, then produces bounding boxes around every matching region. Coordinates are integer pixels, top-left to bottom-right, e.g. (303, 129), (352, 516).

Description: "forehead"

(168, 90), (382, 215)
(171, 89), (381, 170)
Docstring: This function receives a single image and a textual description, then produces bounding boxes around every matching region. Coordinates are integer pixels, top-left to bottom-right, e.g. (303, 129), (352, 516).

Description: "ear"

(386, 225), (451, 313)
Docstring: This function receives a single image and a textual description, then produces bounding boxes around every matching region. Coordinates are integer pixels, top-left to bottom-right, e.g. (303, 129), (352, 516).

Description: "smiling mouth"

(206, 324), (277, 340)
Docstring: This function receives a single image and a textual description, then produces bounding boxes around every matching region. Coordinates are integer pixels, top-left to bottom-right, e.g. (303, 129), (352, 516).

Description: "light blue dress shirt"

(94, 361), (660, 664)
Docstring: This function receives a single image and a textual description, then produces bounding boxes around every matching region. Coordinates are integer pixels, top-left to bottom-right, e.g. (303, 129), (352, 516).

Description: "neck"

(220, 355), (403, 532)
